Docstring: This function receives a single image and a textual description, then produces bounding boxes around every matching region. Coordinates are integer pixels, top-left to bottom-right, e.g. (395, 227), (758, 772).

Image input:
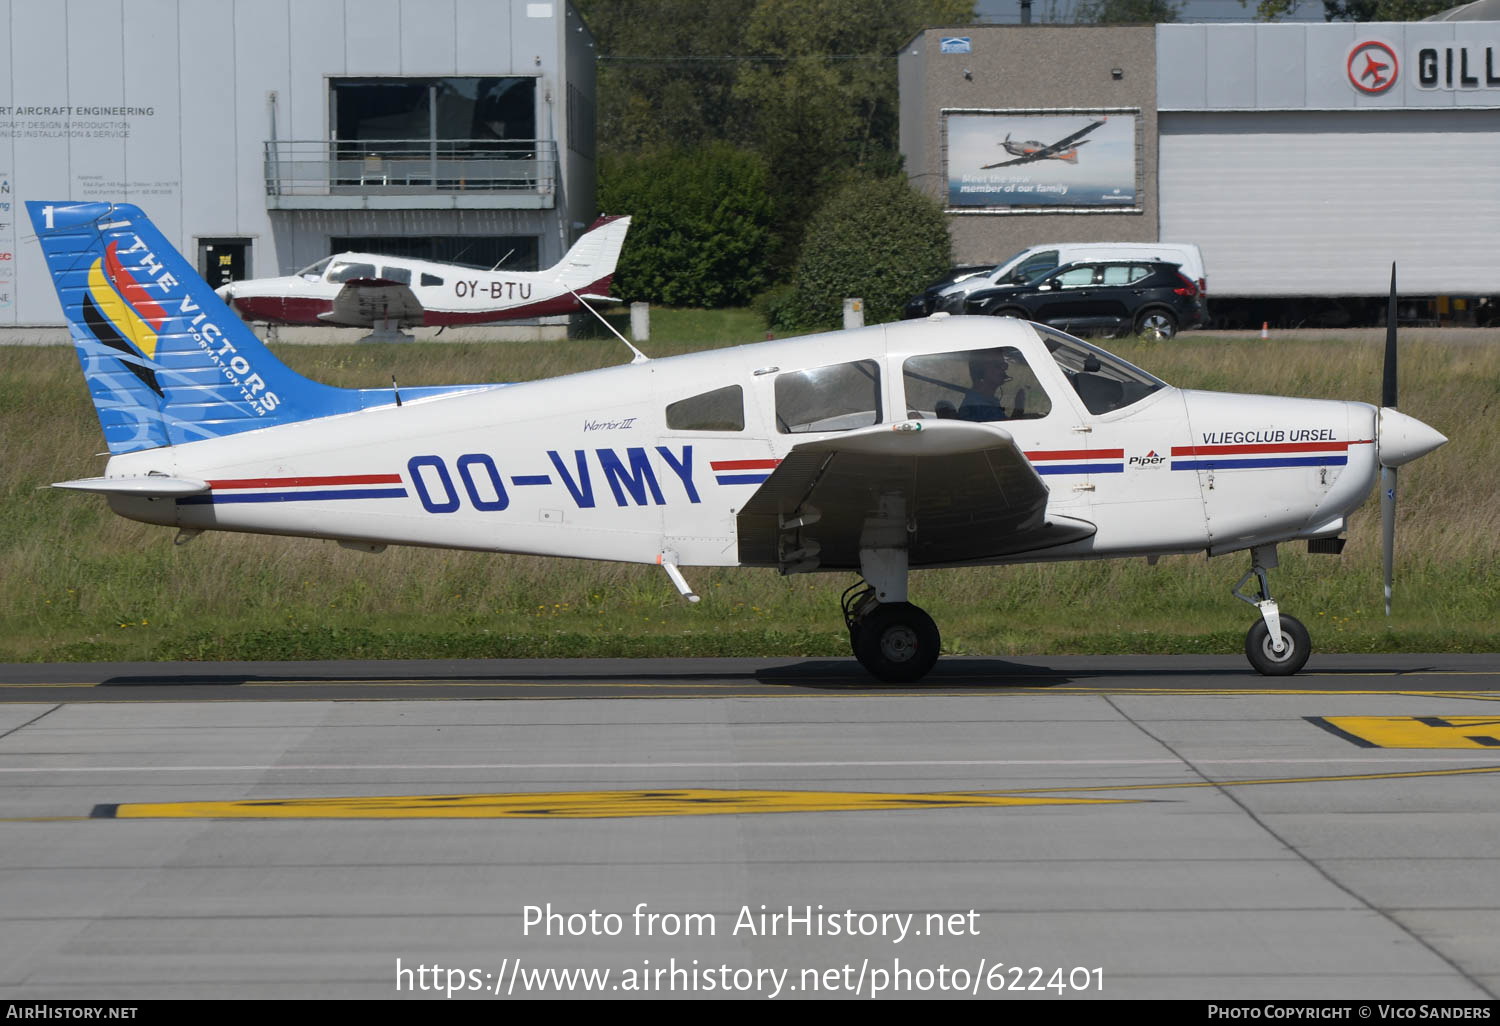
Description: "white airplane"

(30, 200), (1447, 682)
(213, 214), (630, 334)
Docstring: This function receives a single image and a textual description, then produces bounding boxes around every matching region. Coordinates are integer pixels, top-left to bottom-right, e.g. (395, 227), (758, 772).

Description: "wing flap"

(737, 421), (1094, 569)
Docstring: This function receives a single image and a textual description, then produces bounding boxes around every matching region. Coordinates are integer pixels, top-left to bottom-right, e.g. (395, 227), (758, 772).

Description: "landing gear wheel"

(1245, 615), (1311, 676)
(851, 602), (940, 683)
(1135, 309), (1178, 340)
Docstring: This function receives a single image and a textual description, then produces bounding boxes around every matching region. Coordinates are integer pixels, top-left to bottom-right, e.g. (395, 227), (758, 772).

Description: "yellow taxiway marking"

(1311, 715), (1500, 750)
(95, 788), (1134, 821)
(984, 762), (1500, 797)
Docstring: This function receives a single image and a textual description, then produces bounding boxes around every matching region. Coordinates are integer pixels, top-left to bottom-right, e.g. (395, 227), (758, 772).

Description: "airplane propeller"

(1375, 263), (1448, 616)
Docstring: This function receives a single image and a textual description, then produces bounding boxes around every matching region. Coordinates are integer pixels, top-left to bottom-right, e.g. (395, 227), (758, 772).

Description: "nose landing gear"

(1234, 544), (1311, 676)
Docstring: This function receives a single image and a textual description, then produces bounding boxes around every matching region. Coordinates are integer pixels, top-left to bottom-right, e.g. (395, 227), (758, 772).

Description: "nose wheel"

(842, 584), (941, 683)
(1234, 544), (1311, 676)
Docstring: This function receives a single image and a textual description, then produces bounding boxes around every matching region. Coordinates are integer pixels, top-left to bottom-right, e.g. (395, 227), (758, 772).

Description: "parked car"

(964, 260), (1207, 339)
(901, 264), (997, 319)
(933, 241), (1206, 314)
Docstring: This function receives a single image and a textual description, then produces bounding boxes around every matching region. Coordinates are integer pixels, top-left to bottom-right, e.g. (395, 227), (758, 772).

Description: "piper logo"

(1129, 450), (1167, 469)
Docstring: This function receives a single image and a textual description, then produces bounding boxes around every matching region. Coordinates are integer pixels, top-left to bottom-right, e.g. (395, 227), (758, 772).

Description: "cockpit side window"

(327, 261), (377, 284)
(774, 360), (881, 434)
(902, 346), (1051, 423)
(1034, 324), (1167, 416)
(666, 385), (744, 431)
(297, 256), (332, 279)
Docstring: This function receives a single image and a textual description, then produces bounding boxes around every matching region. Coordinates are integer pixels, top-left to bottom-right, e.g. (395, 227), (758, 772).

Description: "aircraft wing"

(321, 278), (425, 328)
(736, 421), (1095, 570)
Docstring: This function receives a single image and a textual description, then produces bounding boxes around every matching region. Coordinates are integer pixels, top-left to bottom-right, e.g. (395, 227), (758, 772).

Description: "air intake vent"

(1307, 537), (1346, 555)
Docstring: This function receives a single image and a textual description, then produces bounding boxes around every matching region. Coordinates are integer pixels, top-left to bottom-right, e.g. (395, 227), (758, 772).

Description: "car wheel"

(1135, 309), (1178, 340)
(991, 306), (1028, 321)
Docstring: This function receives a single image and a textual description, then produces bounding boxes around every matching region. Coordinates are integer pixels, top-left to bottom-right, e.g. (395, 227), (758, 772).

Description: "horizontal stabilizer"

(53, 475), (210, 497)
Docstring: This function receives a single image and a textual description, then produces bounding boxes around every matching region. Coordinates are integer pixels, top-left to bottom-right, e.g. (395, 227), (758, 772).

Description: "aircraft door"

(655, 375), (769, 567)
(198, 238), (251, 290)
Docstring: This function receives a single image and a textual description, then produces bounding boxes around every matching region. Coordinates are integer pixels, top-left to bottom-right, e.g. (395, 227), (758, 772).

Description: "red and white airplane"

(215, 214), (630, 333)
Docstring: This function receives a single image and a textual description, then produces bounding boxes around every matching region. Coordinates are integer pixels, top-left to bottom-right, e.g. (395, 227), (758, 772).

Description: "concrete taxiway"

(1, 654), (1498, 1000)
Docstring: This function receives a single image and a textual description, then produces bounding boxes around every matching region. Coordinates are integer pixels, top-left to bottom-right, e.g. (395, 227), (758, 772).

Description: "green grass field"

(2, 310), (1496, 662)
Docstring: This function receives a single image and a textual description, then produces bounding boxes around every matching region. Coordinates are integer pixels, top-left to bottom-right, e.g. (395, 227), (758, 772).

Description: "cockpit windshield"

(1032, 324), (1168, 416)
(296, 256), (333, 279)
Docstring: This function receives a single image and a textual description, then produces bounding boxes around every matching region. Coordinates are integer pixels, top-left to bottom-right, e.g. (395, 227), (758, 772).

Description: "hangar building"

(900, 21), (1500, 322)
(0, 0), (597, 330)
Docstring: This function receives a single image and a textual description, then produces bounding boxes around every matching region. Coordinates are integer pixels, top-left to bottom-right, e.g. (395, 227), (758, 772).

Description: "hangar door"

(1158, 110), (1500, 297)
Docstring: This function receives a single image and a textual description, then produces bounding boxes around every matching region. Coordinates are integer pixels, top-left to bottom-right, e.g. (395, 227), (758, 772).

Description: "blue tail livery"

(27, 201), (481, 455)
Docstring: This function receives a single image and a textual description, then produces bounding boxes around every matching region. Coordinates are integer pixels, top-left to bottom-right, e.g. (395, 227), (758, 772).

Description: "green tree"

(598, 143), (777, 307)
(779, 173), (953, 331)
(1250, 0), (1452, 19)
(733, 0), (974, 257)
(572, 0), (754, 152)
(1075, 0), (1182, 22)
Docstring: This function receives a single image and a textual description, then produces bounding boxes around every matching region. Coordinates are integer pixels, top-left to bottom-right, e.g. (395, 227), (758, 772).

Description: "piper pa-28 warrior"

(32, 200), (1446, 682)
(214, 214), (630, 335)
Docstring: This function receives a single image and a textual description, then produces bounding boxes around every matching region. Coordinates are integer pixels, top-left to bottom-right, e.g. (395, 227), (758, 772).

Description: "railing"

(264, 139), (558, 197)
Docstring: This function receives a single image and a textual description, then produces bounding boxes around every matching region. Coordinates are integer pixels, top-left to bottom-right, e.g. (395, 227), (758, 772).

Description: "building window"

(331, 77), (537, 154)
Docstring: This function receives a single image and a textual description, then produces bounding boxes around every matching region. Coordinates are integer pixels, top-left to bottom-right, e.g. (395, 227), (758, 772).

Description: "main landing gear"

(1234, 544), (1311, 676)
(841, 547), (940, 683)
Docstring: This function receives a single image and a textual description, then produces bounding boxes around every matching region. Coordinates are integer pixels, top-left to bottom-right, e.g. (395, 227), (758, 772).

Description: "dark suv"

(963, 260), (1207, 339)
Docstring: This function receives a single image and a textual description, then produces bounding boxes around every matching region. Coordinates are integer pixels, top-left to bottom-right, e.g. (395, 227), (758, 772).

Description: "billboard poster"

(946, 112), (1138, 210)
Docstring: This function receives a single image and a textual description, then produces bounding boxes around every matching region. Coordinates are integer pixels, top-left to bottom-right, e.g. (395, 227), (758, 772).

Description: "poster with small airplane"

(946, 113), (1138, 209)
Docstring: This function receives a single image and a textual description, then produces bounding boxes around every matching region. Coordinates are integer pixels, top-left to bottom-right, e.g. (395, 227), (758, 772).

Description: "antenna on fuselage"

(569, 288), (648, 364)
(488, 249), (515, 272)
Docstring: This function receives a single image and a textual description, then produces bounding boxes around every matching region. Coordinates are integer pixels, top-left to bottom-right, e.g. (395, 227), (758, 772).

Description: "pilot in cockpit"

(949, 350), (1019, 421)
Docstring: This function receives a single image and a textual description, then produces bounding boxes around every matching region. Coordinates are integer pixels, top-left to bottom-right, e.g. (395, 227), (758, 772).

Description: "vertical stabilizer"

(28, 201), (369, 454)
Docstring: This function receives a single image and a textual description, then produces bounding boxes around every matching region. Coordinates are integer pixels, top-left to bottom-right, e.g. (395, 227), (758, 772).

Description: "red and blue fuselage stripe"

(178, 473), (408, 505)
(1169, 440), (1367, 472)
(1025, 448), (1124, 475)
(712, 458), (780, 486)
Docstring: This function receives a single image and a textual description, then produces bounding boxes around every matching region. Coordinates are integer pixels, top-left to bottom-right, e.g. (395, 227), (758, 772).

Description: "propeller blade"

(1381, 466), (1396, 617)
(1383, 263), (1397, 409)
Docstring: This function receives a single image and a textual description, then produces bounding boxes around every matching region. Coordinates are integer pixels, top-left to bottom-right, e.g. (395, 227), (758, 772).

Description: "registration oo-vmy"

(29, 201), (1446, 681)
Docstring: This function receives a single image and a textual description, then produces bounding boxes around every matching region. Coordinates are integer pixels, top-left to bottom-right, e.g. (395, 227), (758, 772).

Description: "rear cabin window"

(380, 266), (412, 285)
(903, 346), (1051, 423)
(666, 385), (745, 431)
(420, 273), (444, 287)
(774, 360), (881, 434)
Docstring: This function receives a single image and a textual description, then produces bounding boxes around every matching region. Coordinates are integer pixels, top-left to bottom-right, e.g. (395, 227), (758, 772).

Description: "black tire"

(989, 306), (1028, 321)
(851, 602), (941, 683)
(1245, 615), (1311, 676)
(1134, 308), (1178, 340)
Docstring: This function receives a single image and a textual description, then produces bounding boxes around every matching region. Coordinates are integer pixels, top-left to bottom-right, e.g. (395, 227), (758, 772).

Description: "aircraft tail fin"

(27, 201), (374, 455)
(550, 214), (631, 296)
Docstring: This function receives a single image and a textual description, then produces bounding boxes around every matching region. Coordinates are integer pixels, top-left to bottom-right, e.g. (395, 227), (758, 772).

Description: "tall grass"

(2, 319), (1496, 662)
